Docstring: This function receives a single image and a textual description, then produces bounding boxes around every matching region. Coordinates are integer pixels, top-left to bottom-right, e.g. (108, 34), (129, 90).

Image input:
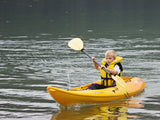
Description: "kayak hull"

(47, 77), (145, 106)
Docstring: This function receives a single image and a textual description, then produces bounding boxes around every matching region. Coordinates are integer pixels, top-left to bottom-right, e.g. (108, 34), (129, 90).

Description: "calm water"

(0, 1), (160, 120)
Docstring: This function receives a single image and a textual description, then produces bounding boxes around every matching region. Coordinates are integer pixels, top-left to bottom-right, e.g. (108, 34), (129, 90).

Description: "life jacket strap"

(101, 77), (114, 87)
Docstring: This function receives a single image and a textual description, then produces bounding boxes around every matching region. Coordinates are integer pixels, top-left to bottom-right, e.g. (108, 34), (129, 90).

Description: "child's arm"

(92, 57), (100, 70)
(106, 68), (117, 75)
(101, 65), (119, 75)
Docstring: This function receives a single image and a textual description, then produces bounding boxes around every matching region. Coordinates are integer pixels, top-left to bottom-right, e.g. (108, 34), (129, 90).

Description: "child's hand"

(92, 57), (99, 70)
(92, 57), (96, 62)
(100, 65), (106, 69)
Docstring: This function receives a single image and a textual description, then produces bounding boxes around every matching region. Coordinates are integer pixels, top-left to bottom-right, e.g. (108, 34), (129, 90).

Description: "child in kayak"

(87, 50), (123, 90)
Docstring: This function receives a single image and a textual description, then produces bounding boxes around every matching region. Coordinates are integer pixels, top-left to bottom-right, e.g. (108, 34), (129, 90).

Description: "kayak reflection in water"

(88, 50), (123, 90)
(51, 99), (143, 120)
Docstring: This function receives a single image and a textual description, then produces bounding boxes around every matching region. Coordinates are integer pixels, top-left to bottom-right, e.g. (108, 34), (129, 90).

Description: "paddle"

(68, 38), (129, 97)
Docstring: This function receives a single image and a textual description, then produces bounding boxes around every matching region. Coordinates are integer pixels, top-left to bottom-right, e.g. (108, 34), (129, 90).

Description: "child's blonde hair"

(105, 50), (116, 59)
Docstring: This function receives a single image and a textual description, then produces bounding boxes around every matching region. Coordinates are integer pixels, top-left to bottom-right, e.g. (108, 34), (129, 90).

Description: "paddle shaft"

(81, 49), (112, 76)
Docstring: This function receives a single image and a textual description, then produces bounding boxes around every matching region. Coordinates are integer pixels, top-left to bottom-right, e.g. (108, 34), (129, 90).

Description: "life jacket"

(100, 56), (123, 87)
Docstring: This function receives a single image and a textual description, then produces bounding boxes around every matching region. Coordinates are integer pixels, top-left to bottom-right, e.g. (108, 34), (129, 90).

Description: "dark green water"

(0, 0), (160, 120)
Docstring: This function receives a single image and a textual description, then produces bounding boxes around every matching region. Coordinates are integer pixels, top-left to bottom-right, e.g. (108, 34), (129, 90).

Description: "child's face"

(106, 56), (115, 65)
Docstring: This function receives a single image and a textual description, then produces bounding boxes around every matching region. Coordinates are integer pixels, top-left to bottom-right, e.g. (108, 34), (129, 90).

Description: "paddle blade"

(68, 38), (83, 51)
(111, 75), (129, 97)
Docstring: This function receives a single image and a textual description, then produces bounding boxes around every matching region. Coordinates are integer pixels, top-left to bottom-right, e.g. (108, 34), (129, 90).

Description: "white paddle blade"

(68, 38), (83, 51)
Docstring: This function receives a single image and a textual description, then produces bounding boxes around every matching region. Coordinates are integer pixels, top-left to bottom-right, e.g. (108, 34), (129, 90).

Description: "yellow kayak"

(47, 77), (145, 106)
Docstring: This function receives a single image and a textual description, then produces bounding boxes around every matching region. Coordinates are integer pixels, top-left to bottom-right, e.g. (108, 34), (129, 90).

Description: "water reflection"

(51, 99), (144, 120)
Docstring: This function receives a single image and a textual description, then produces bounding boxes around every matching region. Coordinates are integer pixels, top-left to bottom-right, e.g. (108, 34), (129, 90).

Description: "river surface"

(0, 0), (160, 120)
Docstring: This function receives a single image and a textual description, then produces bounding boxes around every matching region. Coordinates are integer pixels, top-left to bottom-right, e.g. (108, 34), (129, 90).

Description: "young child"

(87, 50), (123, 90)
